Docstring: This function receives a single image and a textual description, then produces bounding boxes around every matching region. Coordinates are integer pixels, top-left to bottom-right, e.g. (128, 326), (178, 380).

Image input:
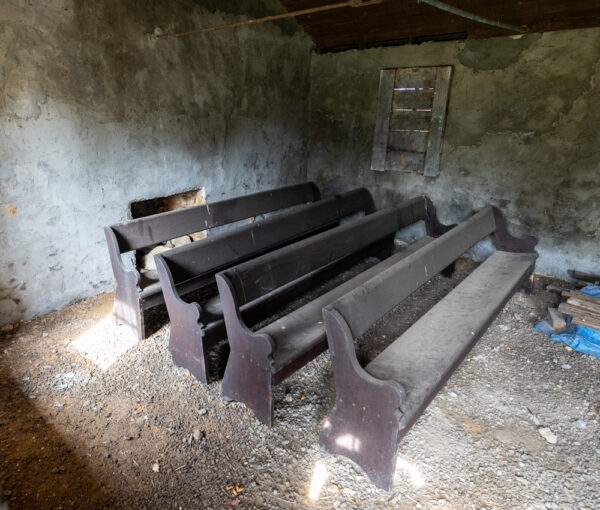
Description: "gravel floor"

(0, 259), (599, 510)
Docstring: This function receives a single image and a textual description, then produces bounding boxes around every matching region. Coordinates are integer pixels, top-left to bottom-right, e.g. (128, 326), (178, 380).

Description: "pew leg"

(520, 271), (535, 295)
(155, 255), (211, 382)
(319, 383), (403, 490)
(113, 279), (145, 340)
(169, 320), (208, 384)
(319, 308), (405, 490)
(217, 273), (276, 425)
(221, 349), (274, 426)
(492, 207), (538, 253)
(440, 260), (456, 278)
(423, 196), (456, 237)
(373, 236), (395, 261)
(106, 227), (145, 339)
(423, 197), (456, 279)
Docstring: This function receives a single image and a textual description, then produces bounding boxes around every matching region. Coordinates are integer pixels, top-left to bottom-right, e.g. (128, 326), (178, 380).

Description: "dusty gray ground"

(1, 260), (599, 509)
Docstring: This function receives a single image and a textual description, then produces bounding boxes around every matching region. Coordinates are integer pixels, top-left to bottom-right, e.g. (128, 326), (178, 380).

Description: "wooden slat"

(370, 69), (395, 171)
(566, 297), (600, 315)
(558, 303), (600, 323)
(572, 318), (600, 331)
(548, 307), (567, 329)
(562, 290), (600, 305)
(388, 130), (428, 153)
(392, 89), (435, 109)
(394, 67), (437, 89)
(281, 0), (600, 54)
(385, 149), (425, 172)
(570, 270), (600, 284)
(424, 66), (453, 177)
(389, 110), (432, 131)
(558, 303), (600, 329)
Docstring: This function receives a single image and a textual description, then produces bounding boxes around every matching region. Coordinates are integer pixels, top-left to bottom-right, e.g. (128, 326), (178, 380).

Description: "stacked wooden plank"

(558, 290), (600, 330)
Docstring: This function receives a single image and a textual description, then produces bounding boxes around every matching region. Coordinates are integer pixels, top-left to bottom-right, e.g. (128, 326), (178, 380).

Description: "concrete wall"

(0, 0), (312, 326)
(2, 4), (598, 327)
(308, 28), (600, 278)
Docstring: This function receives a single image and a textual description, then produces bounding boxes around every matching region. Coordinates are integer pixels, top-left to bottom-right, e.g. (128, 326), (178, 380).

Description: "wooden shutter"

(370, 66), (452, 177)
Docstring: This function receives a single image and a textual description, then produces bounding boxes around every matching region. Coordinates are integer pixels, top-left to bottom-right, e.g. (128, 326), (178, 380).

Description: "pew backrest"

(108, 182), (321, 254)
(220, 207), (400, 307)
(329, 205), (537, 340)
(156, 188), (375, 286)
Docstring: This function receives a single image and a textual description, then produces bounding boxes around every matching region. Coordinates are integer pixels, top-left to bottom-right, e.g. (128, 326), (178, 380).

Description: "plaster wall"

(0, 0), (312, 325)
(308, 28), (600, 278)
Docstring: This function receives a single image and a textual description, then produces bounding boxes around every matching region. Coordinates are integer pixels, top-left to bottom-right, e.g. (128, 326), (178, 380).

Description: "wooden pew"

(154, 188), (375, 383)
(104, 183), (321, 340)
(215, 196), (454, 425)
(319, 206), (538, 490)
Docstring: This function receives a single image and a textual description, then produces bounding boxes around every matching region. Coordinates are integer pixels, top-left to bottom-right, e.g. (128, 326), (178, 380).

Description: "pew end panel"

(319, 307), (406, 490)
(104, 226), (145, 339)
(216, 272), (276, 425)
(154, 254), (209, 383)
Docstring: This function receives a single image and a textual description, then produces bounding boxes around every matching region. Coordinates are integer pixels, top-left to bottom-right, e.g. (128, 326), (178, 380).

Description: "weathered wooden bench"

(319, 206), (538, 490)
(153, 188), (376, 383)
(104, 183), (321, 340)
(216, 196), (454, 425)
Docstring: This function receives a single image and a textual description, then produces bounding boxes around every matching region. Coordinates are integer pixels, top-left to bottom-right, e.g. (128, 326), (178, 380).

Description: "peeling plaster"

(457, 34), (542, 71)
(4, 204), (17, 215)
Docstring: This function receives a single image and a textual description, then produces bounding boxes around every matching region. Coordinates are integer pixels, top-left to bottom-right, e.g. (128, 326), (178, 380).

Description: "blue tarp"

(535, 285), (600, 359)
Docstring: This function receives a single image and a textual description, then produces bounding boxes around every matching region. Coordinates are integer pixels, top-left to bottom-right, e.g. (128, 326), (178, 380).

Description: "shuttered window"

(370, 66), (452, 177)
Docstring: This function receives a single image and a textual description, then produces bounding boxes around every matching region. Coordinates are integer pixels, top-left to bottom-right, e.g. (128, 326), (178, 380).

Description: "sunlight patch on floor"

(71, 316), (138, 370)
(307, 460), (329, 501)
(395, 455), (426, 487)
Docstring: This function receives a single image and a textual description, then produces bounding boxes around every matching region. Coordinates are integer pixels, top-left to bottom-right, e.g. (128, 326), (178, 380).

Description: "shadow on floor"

(0, 355), (119, 509)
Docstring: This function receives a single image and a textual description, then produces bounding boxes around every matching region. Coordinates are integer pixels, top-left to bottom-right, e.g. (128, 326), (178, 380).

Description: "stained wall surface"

(308, 28), (600, 278)
(0, 1), (312, 325)
(2, 5), (599, 327)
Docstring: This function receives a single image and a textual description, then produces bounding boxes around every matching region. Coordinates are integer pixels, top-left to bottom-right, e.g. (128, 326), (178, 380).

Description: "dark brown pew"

(104, 183), (321, 340)
(154, 188), (376, 383)
(215, 196), (454, 425)
(319, 206), (538, 490)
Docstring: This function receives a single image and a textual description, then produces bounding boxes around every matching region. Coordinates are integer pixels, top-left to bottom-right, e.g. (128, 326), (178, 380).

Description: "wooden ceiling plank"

(280, 0), (600, 52)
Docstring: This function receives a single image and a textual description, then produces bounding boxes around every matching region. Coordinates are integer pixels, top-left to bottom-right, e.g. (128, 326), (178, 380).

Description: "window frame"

(370, 65), (453, 177)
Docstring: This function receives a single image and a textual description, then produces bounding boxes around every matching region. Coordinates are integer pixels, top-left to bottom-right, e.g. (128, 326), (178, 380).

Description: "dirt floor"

(1, 259), (599, 509)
